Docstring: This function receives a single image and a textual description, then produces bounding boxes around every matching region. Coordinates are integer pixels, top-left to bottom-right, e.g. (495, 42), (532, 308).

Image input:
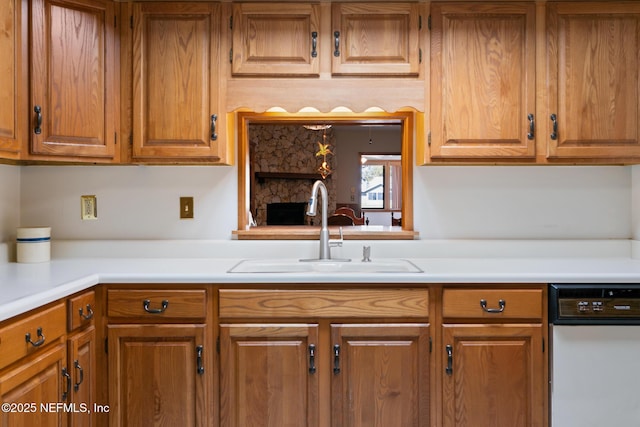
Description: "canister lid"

(16, 227), (51, 241)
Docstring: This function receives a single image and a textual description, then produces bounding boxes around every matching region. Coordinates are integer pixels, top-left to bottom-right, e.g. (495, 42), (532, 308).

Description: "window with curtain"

(360, 154), (402, 210)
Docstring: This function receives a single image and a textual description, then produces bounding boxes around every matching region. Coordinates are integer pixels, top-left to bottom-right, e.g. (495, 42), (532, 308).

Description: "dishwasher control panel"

(550, 284), (640, 324)
(559, 298), (639, 317)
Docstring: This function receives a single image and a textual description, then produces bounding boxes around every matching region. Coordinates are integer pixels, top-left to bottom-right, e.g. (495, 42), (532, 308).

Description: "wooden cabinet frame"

(0, 0), (26, 160)
(131, 2), (230, 162)
(231, 3), (320, 76)
(331, 2), (421, 76)
(429, 2), (537, 160)
(234, 110), (416, 240)
(546, 2), (640, 160)
(29, 0), (117, 161)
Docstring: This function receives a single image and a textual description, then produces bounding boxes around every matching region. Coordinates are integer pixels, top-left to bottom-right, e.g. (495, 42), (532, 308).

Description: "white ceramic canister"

(16, 227), (51, 263)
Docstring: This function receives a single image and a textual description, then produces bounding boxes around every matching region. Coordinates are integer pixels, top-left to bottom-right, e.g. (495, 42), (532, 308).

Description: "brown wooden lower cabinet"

(0, 284), (548, 427)
(218, 287), (432, 427)
(331, 323), (430, 427)
(103, 285), (213, 427)
(219, 323), (320, 427)
(219, 322), (430, 427)
(441, 324), (545, 427)
(0, 342), (67, 427)
(107, 324), (210, 427)
(67, 325), (97, 427)
(440, 286), (547, 427)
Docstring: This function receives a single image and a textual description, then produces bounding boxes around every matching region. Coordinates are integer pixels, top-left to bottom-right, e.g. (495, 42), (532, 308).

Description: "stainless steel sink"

(228, 258), (423, 273)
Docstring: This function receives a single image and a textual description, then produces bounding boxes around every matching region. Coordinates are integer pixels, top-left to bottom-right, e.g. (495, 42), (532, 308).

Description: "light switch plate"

(180, 197), (194, 219)
(81, 195), (97, 220)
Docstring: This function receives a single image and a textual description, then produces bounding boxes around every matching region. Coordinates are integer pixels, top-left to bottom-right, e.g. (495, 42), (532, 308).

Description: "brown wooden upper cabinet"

(0, 0), (24, 160)
(546, 2), (640, 160)
(231, 3), (320, 76)
(132, 2), (229, 162)
(29, 0), (117, 161)
(332, 2), (421, 76)
(429, 2), (537, 160)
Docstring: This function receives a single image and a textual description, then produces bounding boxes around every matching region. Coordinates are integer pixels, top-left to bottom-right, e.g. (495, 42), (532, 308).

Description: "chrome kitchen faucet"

(304, 180), (347, 261)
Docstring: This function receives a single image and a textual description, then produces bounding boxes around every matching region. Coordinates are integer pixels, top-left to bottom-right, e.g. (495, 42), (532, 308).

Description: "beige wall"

(10, 164), (631, 241)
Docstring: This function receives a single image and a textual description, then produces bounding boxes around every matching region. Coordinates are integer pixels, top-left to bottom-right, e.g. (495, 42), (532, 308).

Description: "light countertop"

(2, 255), (640, 322)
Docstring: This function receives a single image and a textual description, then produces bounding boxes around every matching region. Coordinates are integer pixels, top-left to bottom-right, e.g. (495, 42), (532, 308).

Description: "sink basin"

(228, 258), (423, 273)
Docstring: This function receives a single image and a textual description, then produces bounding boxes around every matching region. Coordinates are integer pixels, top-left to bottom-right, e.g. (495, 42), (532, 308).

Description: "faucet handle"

(329, 227), (344, 247)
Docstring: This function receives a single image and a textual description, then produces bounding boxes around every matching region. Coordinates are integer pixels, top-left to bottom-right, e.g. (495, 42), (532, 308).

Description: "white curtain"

(391, 162), (402, 211)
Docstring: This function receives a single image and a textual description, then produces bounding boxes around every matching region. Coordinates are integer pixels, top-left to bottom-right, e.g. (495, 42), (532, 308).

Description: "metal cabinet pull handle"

(333, 31), (340, 57)
(333, 344), (341, 374)
(311, 31), (318, 58)
(143, 299), (169, 314)
(79, 304), (94, 320)
(25, 327), (46, 347)
(446, 345), (453, 375)
(34, 105), (42, 135)
(196, 345), (204, 375)
(62, 367), (72, 401)
(480, 299), (506, 313)
(210, 114), (218, 141)
(74, 360), (84, 391)
(527, 113), (535, 140)
(308, 344), (317, 374)
(550, 114), (558, 140)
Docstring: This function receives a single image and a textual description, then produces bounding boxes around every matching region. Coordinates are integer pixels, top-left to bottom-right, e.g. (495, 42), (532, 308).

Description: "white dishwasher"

(549, 284), (640, 427)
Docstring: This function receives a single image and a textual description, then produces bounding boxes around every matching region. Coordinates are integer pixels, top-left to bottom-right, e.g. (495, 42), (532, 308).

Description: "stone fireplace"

(249, 124), (337, 226)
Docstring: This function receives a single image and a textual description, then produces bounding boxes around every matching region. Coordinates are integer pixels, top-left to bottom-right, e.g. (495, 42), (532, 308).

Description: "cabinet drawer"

(442, 288), (542, 320)
(107, 289), (207, 319)
(219, 289), (429, 319)
(68, 290), (96, 331)
(0, 302), (66, 370)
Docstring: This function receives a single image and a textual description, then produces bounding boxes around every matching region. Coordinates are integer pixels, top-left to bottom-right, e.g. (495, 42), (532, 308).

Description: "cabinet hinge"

(114, 132), (117, 145)
(229, 48), (233, 63)
(419, 48), (422, 64)
(114, 15), (117, 28)
(419, 15), (422, 30)
(104, 337), (108, 354)
(130, 15), (133, 30)
(129, 134), (133, 147)
(542, 337), (545, 353)
(428, 15), (431, 31)
(229, 15), (233, 30)
(428, 130), (431, 146)
(429, 336), (432, 353)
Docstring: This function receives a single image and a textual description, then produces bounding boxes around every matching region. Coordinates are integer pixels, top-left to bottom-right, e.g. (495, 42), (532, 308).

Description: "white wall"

(20, 165), (237, 240)
(632, 165), (640, 240)
(415, 166), (630, 239)
(14, 164), (631, 241)
(0, 164), (20, 241)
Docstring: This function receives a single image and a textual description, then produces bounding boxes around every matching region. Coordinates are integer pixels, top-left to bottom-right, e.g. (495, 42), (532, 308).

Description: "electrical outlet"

(81, 195), (97, 220)
(180, 197), (194, 219)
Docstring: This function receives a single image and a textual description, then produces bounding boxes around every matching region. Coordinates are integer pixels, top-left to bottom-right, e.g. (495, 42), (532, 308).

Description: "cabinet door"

(0, 343), (67, 427)
(430, 3), (536, 159)
(442, 324), (545, 427)
(68, 325), (96, 427)
(0, 0), (25, 159)
(331, 323), (430, 427)
(219, 323), (319, 427)
(332, 3), (420, 76)
(132, 2), (224, 161)
(107, 324), (210, 427)
(232, 3), (320, 76)
(547, 2), (640, 159)
(30, 0), (116, 160)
